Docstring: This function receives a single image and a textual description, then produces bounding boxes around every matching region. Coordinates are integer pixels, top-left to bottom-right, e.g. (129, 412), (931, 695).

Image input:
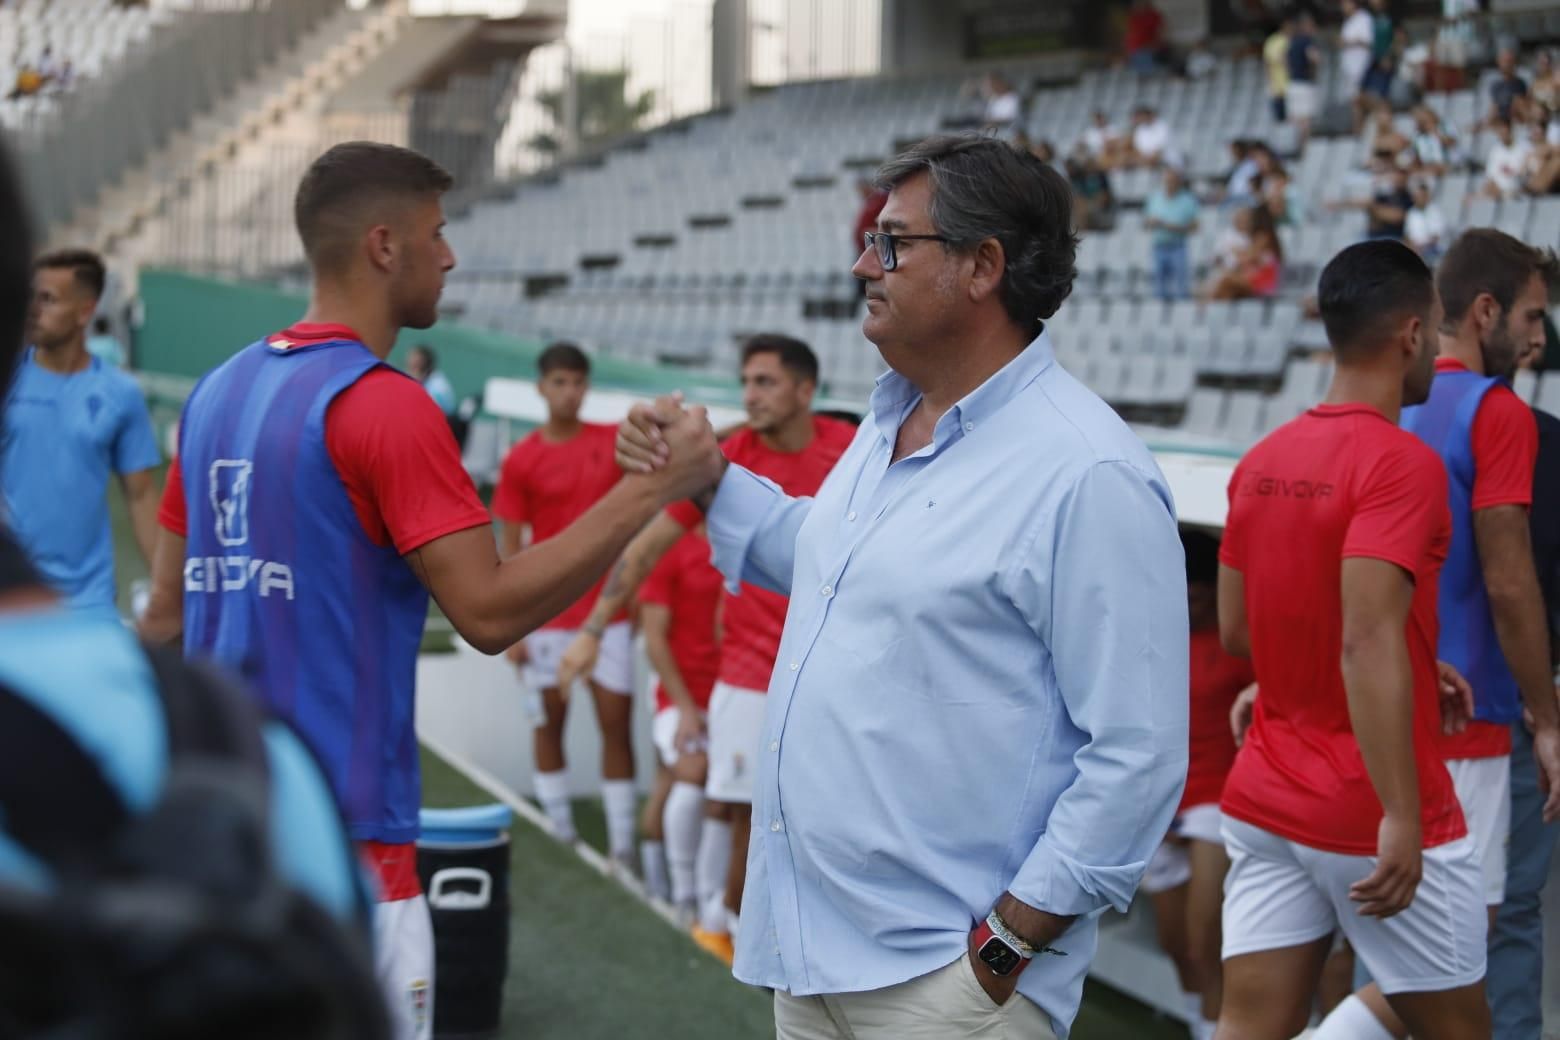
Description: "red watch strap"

(972, 918), (1031, 976)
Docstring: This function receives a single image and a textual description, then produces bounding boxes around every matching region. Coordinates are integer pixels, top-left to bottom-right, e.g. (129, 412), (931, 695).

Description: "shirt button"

(964, 421), (974, 432)
(769, 740), (779, 752)
(771, 820), (783, 832)
(789, 661), (799, 671)
(820, 584), (833, 597)
(847, 511), (857, 522)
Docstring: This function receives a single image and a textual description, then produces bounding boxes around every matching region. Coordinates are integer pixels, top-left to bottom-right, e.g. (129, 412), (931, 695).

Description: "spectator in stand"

(34, 47), (58, 87)
(1405, 180), (1448, 264)
(1361, 0), (1398, 109)
(1125, 0), (1167, 75)
(1265, 13), (1292, 124)
(1331, 164), (1414, 241)
(1286, 11), (1321, 151)
(1523, 116), (1560, 195)
(1412, 105), (1456, 179)
(1066, 143), (1115, 231)
(1264, 165), (1305, 228)
(1146, 165), (1201, 301)
(405, 344), (456, 418)
(1367, 104), (1412, 168)
(1224, 140), (1262, 206)
(1481, 117), (1533, 200)
(7, 64), (42, 100)
(1531, 49), (1559, 112)
(1082, 109), (1123, 167)
(1488, 47), (1530, 127)
(1184, 39), (1218, 81)
(1201, 205), (1283, 301)
(1211, 205), (1254, 278)
(1126, 105), (1174, 168)
(980, 73), (1022, 135)
(1340, 0), (1376, 131)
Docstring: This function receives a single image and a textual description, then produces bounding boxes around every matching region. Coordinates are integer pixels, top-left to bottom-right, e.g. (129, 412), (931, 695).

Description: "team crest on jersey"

(210, 459), (252, 546)
(85, 394), (103, 421)
(408, 978), (430, 1031)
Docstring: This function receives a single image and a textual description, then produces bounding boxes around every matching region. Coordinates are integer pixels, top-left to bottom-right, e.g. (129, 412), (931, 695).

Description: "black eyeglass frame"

(862, 230), (953, 271)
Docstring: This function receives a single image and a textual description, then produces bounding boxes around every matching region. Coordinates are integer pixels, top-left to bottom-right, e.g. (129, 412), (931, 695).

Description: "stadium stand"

(0, 0), (175, 129)
(419, 18), (1560, 449)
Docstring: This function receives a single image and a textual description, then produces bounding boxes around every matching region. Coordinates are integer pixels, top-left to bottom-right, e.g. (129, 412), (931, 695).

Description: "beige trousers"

(773, 955), (1059, 1040)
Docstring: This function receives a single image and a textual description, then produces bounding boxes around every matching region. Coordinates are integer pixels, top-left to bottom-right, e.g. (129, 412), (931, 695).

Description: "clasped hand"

(616, 394), (725, 503)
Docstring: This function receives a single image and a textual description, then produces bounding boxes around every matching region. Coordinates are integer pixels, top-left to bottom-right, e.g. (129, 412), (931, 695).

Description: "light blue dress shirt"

(705, 331), (1189, 1036)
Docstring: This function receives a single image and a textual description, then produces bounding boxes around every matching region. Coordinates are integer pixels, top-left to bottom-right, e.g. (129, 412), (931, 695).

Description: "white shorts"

(1141, 840), (1192, 895)
(1446, 755), (1511, 906)
(374, 895), (434, 1040)
(1286, 81), (1319, 121)
(651, 705), (709, 769)
(704, 681), (767, 804)
(1178, 802), (1225, 846)
(1221, 817), (1486, 994)
(522, 621), (632, 694)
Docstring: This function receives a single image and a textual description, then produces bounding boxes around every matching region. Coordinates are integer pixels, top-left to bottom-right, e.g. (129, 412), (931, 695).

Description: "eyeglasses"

(862, 230), (951, 272)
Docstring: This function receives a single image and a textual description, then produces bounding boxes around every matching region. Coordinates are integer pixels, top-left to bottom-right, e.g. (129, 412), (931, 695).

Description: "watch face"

(978, 937), (1022, 977)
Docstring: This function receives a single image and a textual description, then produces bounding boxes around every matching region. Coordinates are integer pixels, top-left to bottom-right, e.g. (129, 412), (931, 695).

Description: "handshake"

(617, 394), (728, 506)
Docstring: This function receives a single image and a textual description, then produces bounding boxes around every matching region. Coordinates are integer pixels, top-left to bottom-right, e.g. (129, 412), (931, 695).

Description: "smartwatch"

(972, 911), (1034, 978)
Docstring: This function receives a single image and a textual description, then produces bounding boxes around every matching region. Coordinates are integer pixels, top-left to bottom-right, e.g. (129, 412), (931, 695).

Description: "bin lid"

(418, 804), (513, 846)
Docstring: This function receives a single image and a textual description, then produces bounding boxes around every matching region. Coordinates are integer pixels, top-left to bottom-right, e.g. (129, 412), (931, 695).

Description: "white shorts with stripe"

(374, 895), (434, 1040)
(705, 681), (767, 804)
(522, 621), (633, 694)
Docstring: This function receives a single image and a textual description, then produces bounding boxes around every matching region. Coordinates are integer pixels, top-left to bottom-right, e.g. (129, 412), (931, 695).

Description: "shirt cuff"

(1007, 837), (1147, 918)
(706, 464), (784, 594)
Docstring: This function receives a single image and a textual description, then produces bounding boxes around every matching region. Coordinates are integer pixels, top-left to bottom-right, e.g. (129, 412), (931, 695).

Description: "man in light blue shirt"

(619, 136), (1189, 1039)
(1145, 165), (1200, 301)
(1, 250), (160, 615)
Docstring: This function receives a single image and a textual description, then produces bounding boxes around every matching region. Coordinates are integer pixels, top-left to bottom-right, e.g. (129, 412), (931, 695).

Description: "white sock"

(1193, 1018), (1217, 1040)
(727, 907), (742, 940)
(1181, 991), (1203, 1024)
(696, 818), (732, 933)
(640, 840), (670, 900)
(1313, 994), (1395, 1040)
(602, 780), (638, 858)
(533, 769), (575, 841)
(664, 782), (704, 904)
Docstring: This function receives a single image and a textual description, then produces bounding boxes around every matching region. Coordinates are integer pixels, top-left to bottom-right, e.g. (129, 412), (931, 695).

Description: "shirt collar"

(867, 328), (1056, 452)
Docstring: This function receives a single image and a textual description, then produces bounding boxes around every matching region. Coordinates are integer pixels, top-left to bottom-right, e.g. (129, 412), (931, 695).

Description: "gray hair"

(874, 134), (1078, 326)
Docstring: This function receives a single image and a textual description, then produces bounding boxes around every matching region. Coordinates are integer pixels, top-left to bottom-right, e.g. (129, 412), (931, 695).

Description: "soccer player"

(1, 249), (160, 616)
(136, 141), (721, 1040)
(637, 522), (722, 917)
(557, 334), (854, 962)
(1216, 240), (1489, 1040)
(1322, 229), (1560, 1039)
(1171, 528), (1256, 1040)
(491, 342), (638, 867)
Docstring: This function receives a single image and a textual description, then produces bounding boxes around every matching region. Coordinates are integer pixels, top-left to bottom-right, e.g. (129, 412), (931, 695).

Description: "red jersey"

(1181, 627), (1257, 811)
(1219, 404), (1466, 855)
(666, 416), (855, 691)
(639, 529), (722, 714)
(490, 422), (622, 630)
(159, 324), (492, 558)
(1431, 357), (1538, 761)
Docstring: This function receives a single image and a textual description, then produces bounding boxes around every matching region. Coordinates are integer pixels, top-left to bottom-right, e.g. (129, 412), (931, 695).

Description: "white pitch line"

(418, 735), (683, 931)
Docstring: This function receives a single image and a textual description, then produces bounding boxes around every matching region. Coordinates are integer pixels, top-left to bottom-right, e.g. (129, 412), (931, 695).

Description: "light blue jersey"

(0, 349), (160, 611)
